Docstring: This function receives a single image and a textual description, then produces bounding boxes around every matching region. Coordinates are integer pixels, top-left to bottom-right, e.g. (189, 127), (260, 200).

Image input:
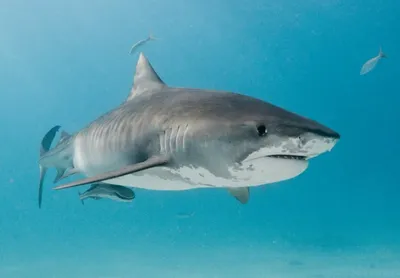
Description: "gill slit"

(175, 125), (181, 153)
(159, 131), (165, 154)
(182, 124), (189, 151)
(159, 124), (189, 156)
(163, 129), (169, 154)
(169, 126), (176, 155)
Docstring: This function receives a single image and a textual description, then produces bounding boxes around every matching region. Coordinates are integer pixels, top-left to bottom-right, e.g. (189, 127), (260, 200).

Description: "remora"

(38, 52), (340, 207)
(78, 183), (135, 204)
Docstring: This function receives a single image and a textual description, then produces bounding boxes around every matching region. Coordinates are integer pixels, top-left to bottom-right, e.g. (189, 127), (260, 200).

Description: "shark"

(38, 52), (340, 208)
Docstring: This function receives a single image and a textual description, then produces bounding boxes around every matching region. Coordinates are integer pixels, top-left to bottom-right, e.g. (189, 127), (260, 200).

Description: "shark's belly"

(100, 170), (203, 191)
(95, 157), (309, 191)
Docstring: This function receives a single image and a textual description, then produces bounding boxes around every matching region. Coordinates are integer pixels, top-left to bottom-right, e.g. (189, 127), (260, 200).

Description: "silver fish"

(129, 33), (158, 55)
(360, 47), (387, 75)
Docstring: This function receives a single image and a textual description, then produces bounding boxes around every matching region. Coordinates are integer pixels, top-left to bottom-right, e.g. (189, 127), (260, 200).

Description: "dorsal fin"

(56, 130), (72, 147)
(126, 52), (166, 101)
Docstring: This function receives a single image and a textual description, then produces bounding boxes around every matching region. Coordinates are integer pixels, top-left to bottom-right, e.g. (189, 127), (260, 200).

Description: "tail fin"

(148, 33), (159, 40)
(38, 125), (61, 209)
(379, 46), (387, 58)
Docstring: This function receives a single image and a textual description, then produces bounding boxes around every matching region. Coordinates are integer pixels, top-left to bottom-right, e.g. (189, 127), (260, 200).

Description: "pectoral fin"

(53, 156), (169, 190)
(228, 187), (250, 204)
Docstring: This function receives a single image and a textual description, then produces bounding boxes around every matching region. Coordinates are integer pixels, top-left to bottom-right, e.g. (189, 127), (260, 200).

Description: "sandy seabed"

(1, 245), (399, 278)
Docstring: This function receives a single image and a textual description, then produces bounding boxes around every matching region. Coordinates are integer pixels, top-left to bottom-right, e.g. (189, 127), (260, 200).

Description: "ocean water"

(1, 0), (399, 277)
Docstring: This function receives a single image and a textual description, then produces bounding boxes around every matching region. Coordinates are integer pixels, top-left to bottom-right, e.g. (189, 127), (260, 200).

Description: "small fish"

(129, 33), (158, 55)
(78, 183), (135, 205)
(360, 47), (387, 75)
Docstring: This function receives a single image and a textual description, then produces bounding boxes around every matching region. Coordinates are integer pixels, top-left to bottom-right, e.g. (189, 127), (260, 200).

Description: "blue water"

(1, 1), (399, 277)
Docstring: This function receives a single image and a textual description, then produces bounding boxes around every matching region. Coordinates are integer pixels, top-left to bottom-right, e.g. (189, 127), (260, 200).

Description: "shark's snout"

(299, 133), (339, 159)
(300, 117), (340, 157)
(303, 122), (340, 141)
(274, 108), (340, 154)
(294, 118), (340, 157)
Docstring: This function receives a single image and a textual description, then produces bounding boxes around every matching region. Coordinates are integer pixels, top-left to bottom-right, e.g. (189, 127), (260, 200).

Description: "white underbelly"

(99, 157), (309, 191)
(101, 172), (202, 191)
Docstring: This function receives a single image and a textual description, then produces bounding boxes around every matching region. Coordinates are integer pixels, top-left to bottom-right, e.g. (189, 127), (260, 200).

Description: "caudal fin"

(38, 125), (61, 209)
(379, 46), (387, 58)
(148, 33), (159, 40)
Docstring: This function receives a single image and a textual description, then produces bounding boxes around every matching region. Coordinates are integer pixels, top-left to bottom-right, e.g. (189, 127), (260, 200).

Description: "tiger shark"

(38, 52), (340, 208)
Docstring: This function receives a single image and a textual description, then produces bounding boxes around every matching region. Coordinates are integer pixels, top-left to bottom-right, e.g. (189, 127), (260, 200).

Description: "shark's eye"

(257, 125), (267, 137)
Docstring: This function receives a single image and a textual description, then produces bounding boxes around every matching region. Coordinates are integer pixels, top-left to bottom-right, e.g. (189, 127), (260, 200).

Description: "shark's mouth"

(267, 155), (307, 160)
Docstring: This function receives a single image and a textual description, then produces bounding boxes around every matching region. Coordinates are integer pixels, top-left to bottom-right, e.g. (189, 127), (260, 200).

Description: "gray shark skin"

(78, 183), (135, 204)
(38, 52), (340, 208)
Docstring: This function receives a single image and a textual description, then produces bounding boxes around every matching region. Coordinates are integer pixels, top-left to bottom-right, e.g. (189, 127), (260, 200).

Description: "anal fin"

(53, 156), (169, 190)
(228, 187), (250, 204)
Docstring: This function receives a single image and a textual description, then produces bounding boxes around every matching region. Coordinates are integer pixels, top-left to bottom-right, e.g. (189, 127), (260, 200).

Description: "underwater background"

(0, 0), (399, 277)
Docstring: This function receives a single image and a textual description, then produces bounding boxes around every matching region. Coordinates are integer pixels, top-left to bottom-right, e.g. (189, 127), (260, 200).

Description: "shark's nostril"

(297, 136), (309, 148)
(298, 136), (303, 145)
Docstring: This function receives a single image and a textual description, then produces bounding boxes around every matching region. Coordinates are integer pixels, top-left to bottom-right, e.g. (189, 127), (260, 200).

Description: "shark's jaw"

(229, 156), (309, 187)
(228, 133), (339, 187)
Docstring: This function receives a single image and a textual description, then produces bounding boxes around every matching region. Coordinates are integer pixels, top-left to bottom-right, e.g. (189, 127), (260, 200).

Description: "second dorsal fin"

(59, 131), (71, 142)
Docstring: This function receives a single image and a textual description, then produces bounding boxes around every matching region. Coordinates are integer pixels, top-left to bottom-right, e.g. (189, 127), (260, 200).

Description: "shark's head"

(181, 90), (340, 187)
